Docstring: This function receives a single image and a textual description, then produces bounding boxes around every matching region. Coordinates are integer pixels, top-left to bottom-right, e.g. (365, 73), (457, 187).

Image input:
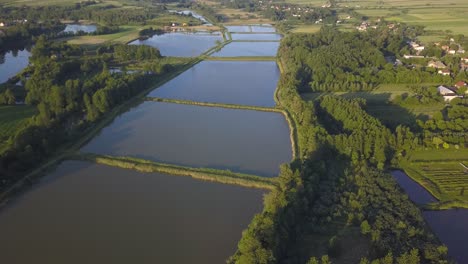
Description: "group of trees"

(0, 4), (166, 26)
(229, 26), (450, 263)
(0, 37), (179, 191)
(279, 26), (453, 92)
(418, 100), (468, 147)
(0, 21), (65, 51)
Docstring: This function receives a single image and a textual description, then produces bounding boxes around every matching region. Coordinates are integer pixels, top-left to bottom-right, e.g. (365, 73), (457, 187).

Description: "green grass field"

(343, 0), (468, 37)
(401, 159), (468, 208)
(0, 105), (36, 152)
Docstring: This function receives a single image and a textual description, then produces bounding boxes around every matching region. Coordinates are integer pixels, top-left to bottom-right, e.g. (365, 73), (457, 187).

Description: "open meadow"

(0, 105), (35, 153)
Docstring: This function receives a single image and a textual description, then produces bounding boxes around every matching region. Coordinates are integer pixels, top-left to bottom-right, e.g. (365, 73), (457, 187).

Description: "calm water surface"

(423, 210), (468, 264)
(211, 42), (279, 57)
(226, 25), (251, 32)
(250, 25), (276, 33)
(391, 170), (468, 263)
(63, 24), (97, 33)
(81, 102), (292, 177)
(0, 49), (31, 83)
(148, 61), (279, 106)
(390, 170), (437, 204)
(226, 25), (275, 33)
(231, 33), (282, 41)
(129, 32), (222, 57)
(0, 161), (264, 264)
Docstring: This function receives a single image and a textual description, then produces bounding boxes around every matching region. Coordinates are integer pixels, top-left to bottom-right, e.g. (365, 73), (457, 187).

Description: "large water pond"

(148, 61), (279, 107)
(0, 161), (264, 264)
(211, 41), (279, 57)
(0, 49), (31, 84)
(231, 33), (282, 41)
(226, 24), (276, 33)
(81, 102), (292, 177)
(63, 24), (97, 33)
(129, 32), (222, 57)
(390, 170), (468, 263)
(250, 25), (276, 33)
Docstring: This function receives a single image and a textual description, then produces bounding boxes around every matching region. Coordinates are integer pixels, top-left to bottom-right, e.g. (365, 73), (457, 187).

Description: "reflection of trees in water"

(0, 53), (5, 65)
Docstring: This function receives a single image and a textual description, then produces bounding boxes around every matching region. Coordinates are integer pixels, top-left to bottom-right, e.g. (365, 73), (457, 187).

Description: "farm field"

(0, 105), (35, 153)
(63, 26), (143, 45)
(344, 0), (468, 37)
(401, 159), (468, 208)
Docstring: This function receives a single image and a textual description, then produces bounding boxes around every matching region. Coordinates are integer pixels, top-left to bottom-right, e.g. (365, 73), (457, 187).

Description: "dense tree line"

(418, 99), (468, 147)
(0, 21), (65, 52)
(229, 28), (449, 263)
(0, 4), (166, 26)
(0, 38), (180, 190)
(279, 27), (450, 92)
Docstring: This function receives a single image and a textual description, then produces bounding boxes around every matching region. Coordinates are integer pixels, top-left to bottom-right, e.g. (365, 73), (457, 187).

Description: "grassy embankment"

(399, 149), (468, 210)
(206, 56), (276, 61)
(73, 153), (276, 190)
(146, 97), (279, 112)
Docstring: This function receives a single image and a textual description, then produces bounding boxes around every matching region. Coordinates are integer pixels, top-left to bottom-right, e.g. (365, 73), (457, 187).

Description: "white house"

(438, 69), (451, 76)
(438, 85), (456, 95)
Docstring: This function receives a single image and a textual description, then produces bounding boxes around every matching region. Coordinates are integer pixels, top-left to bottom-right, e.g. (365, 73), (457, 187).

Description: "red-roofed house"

(455, 81), (467, 88)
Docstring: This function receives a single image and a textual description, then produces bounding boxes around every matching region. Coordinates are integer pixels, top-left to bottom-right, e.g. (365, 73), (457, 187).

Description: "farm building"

(438, 69), (451, 76)
(428, 60), (446, 69)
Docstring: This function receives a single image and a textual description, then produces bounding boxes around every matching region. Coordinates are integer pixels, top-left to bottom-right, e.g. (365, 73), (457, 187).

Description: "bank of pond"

(0, 161), (264, 264)
(81, 101), (292, 177)
(391, 170), (468, 263)
(0, 49), (31, 84)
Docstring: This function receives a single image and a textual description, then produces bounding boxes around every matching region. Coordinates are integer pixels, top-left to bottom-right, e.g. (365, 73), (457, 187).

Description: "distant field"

(64, 25), (142, 45)
(216, 7), (272, 24)
(291, 24), (322, 33)
(344, 0), (468, 37)
(0, 105), (35, 152)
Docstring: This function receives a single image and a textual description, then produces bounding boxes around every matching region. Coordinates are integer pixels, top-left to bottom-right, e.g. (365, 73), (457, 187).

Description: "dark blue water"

(211, 42), (279, 57)
(81, 102), (292, 177)
(129, 32), (222, 57)
(391, 170), (468, 263)
(148, 61), (280, 107)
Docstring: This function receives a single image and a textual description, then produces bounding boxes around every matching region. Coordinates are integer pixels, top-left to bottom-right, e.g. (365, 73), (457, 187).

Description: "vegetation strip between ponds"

(206, 56), (277, 61)
(145, 97), (280, 112)
(73, 153), (276, 190)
